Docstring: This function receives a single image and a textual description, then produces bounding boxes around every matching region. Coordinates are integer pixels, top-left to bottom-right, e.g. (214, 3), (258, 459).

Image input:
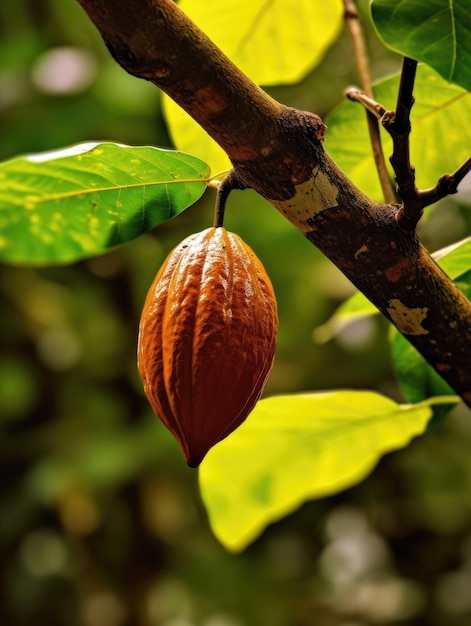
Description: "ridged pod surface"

(138, 227), (278, 467)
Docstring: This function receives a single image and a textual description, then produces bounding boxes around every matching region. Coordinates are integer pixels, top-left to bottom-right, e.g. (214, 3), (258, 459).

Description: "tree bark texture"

(76, 0), (471, 407)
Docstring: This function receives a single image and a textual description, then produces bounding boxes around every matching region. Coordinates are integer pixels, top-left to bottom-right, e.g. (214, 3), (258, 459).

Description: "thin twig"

(343, 0), (372, 98)
(415, 156), (471, 209)
(382, 58), (471, 228)
(381, 58), (423, 229)
(451, 156), (471, 189)
(213, 170), (246, 227)
(391, 57), (417, 134)
(346, 88), (387, 119)
(343, 0), (396, 204)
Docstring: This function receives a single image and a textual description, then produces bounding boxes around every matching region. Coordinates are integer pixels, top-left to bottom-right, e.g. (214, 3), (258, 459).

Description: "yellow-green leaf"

(199, 391), (446, 552)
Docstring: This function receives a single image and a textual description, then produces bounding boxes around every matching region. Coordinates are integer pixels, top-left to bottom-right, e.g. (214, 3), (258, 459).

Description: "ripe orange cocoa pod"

(137, 226), (278, 467)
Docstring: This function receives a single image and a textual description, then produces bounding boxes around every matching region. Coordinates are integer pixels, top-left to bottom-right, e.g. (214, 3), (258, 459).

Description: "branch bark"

(76, 0), (471, 407)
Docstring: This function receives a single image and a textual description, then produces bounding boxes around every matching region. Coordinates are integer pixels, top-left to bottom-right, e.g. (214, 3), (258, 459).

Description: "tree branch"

(213, 170), (247, 228)
(76, 0), (326, 200)
(382, 58), (471, 228)
(76, 0), (471, 407)
(348, 61), (471, 226)
(343, 0), (396, 204)
(345, 87), (387, 119)
(417, 157), (471, 209)
(382, 58), (421, 229)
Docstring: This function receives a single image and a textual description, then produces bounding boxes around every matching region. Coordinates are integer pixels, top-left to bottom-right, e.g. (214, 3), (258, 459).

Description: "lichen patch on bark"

(273, 165), (339, 232)
(386, 299), (430, 336)
(354, 243), (370, 258)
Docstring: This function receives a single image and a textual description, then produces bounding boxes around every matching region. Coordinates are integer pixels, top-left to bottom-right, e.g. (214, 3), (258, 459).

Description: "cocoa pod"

(137, 226), (278, 467)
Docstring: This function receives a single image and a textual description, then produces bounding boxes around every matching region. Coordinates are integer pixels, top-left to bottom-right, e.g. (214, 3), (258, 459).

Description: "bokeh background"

(1, 1), (471, 625)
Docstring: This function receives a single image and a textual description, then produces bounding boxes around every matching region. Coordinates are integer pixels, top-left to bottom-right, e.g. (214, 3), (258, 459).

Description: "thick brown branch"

(76, 0), (471, 407)
(76, 0), (326, 200)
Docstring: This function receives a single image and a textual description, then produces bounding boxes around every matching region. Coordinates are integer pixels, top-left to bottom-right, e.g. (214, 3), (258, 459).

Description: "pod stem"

(213, 169), (247, 227)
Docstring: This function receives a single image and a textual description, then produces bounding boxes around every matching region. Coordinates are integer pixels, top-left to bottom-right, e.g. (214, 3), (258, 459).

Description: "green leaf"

(324, 65), (471, 201)
(199, 391), (452, 552)
(432, 237), (471, 277)
(0, 143), (210, 265)
(391, 331), (454, 405)
(371, 0), (471, 93)
(163, 0), (343, 172)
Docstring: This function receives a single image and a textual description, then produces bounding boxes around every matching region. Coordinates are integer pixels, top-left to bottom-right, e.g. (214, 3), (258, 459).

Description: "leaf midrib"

(0, 177), (209, 208)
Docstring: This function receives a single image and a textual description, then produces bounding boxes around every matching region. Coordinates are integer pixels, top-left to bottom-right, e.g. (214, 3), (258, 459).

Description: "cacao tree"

(1, 1), (471, 620)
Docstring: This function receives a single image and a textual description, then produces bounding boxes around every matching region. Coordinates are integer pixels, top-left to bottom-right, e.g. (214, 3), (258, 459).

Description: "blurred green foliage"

(1, 1), (471, 625)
